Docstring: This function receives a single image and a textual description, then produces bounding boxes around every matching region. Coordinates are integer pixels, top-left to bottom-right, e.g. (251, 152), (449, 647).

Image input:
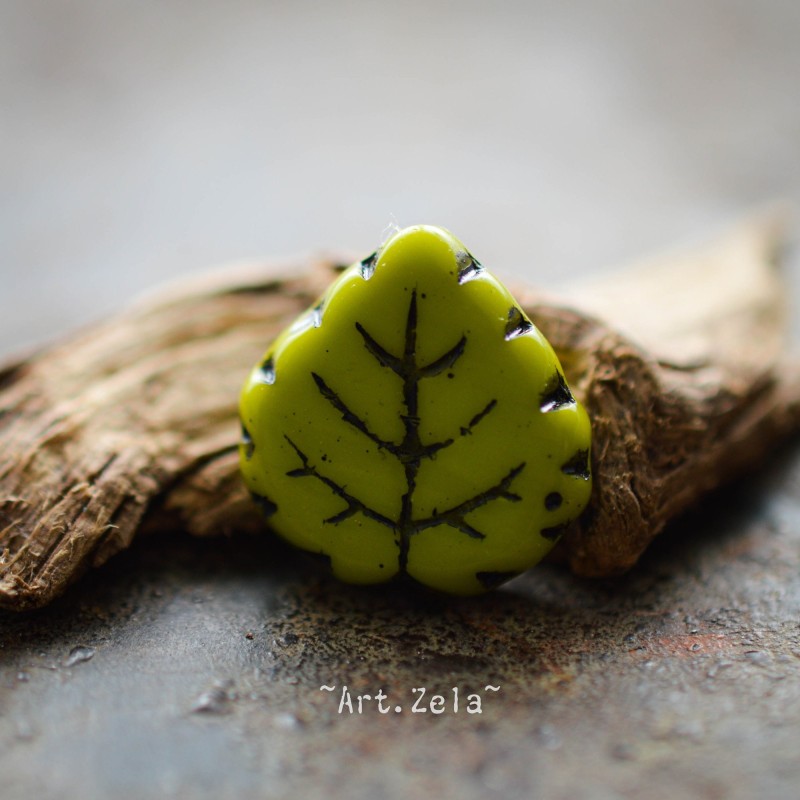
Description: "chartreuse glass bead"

(239, 225), (592, 594)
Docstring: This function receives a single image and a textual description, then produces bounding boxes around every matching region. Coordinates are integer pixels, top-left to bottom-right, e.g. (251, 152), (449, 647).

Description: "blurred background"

(1, 0), (799, 358)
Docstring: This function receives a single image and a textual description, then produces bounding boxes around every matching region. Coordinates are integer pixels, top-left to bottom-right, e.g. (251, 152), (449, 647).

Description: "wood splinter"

(1, 216), (799, 610)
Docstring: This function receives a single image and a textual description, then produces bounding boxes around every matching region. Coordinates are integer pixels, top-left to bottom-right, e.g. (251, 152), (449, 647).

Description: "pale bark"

(1, 218), (797, 609)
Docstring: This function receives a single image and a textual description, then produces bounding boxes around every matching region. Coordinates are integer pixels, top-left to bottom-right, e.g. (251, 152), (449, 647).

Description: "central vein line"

(398, 290), (421, 572)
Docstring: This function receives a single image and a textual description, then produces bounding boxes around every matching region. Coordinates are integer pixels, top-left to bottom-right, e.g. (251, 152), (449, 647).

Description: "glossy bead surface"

(240, 225), (591, 594)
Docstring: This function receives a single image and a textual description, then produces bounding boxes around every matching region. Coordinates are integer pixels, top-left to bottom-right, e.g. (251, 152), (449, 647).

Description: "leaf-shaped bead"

(240, 225), (592, 594)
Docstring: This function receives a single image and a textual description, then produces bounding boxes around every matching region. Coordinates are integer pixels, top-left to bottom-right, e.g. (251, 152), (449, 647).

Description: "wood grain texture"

(1, 219), (798, 609)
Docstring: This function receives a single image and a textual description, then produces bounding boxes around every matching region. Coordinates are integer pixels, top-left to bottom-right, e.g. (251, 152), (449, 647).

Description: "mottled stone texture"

(2, 454), (800, 799)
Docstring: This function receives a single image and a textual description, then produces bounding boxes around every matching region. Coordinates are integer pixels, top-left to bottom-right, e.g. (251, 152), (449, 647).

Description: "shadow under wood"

(5, 428), (796, 688)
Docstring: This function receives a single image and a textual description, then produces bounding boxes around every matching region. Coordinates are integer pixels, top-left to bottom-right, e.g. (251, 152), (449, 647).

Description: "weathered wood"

(1, 219), (798, 609)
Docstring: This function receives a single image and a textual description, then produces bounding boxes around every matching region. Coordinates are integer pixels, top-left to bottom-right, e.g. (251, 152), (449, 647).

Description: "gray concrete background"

(2, 0), (799, 357)
(2, 2), (800, 799)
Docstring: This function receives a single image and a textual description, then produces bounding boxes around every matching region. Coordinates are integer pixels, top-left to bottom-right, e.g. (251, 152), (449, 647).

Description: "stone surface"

(1, 451), (800, 799)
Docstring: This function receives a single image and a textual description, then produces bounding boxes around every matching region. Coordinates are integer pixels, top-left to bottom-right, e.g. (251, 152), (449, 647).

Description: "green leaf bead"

(239, 225), (592, 594)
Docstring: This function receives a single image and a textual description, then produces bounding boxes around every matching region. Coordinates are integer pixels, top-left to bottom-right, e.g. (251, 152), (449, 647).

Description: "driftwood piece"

(1, 218), (798, 610)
